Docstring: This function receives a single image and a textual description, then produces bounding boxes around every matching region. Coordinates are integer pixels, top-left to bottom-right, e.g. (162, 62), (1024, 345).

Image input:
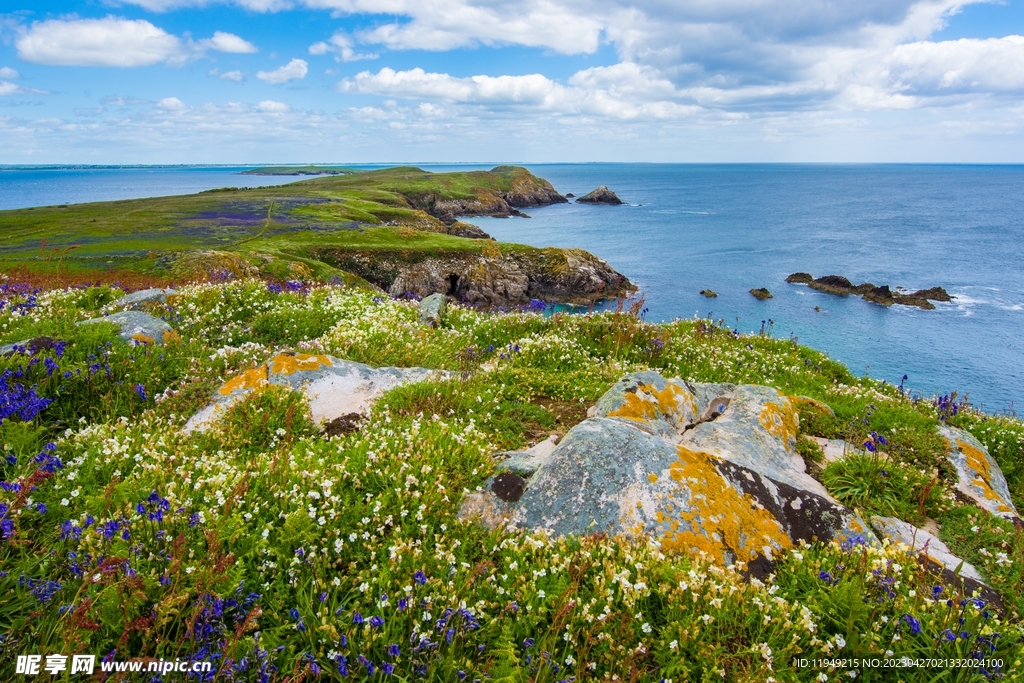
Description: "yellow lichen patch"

(658, 446), (791, 564)
(131, 333), (155, 345)
(269, 353), (334, 375)
(218, 366), (269, 396)
(955, 438), (1013, 513)
(162, 330), (181, 345)
(648, 473), (659, 483)
(607, 382), (692, 425)
(759, 401), (798, 449)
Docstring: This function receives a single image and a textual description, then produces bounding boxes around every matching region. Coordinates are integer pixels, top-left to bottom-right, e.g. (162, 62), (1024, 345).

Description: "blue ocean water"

(1, 163), (1021, 412)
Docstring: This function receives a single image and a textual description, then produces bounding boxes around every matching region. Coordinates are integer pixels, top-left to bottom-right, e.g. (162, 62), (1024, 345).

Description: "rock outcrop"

(186, 353), (444, 433)
(940, 425), (1019, 521)
(408, 166), (568, 224)
(791, 273), (954, 310)
(460, 372), (873, 573)
(870, 516), (1001, 608)
(317, 246), (634, 307)
(418, 293), (447, 327)
(700, 289), (718, 298)
(749, 288), (773, 300)
(576, 186), (624, 205)
(79, 311), (177, 346)
(108, 288), (178, 311)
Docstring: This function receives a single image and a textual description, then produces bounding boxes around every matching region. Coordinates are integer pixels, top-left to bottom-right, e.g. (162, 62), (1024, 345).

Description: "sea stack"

(576, 186), (624, 205)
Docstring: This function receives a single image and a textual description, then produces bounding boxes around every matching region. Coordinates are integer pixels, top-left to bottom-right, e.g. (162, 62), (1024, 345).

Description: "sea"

(1, 163), (1022, 413)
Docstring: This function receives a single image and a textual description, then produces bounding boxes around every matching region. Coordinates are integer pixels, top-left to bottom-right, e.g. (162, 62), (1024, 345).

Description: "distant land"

(240, 166), (359, 176)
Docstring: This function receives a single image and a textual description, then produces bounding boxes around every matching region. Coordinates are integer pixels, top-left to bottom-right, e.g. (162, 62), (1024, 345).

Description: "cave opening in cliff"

(447, 274), (460, 295)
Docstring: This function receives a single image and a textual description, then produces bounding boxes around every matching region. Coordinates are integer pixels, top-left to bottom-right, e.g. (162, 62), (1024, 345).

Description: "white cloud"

(15, 17), (185, 67)
(341, 66), (701, 119)
(0, 67), (19, 79)
(308, 32), (377, 62)
(0, 82), (19, 96)
(221, 70), (246, 83)
(156, 97), (187, 110)
(889, 36), (1024, 93)
(200, 31), (258, 54)
(257, 58), (308, 84)
(258, 99), (291, 112)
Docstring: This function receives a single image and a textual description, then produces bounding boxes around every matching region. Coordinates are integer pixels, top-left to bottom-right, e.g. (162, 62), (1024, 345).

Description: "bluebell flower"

(413, 570), (427, 585)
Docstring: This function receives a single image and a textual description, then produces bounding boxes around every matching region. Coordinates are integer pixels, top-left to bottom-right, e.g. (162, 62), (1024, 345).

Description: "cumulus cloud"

(220, 70), (246, 82)
(0, 82), (19, 96)
(258, 99), (291, 112)
(16, 17), (185, 67)
(156, 96), (187, 110)
(889, 36), (1024, 94)
(308, 33), (377, 62)
(0, 67), (20, 79)
(341, 66), (701, 119)
(257, 58), (308, 84)
(199, 31), (258, 54)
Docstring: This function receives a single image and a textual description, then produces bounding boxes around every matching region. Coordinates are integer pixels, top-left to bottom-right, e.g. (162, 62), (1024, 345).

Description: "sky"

(2, 0), (1024, 163)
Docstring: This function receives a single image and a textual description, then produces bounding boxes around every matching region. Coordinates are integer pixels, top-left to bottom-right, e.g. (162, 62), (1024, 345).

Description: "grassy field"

(0, 166), (561, 283)
(0, 277), (1021, 680)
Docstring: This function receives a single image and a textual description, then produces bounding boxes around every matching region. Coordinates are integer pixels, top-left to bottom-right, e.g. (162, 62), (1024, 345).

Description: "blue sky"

(2, 0), (1024, 163)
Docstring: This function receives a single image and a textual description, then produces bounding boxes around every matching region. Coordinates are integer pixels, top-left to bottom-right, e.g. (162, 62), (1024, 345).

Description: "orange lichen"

(218, 366), (269, 396)
(657, 446), (791, 563)
(607, 381), (694, 425)
(759, 401), (798, 450)
(955, 438), (1014, 514)
(269, 353), (333, 375)
(162, 330), (181, 345)
(648, 473), (659, 483)
(131, 333), (155, 345)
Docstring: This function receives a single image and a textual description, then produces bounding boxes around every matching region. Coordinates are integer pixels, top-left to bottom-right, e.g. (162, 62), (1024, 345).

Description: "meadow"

(0, 275), (1021, 681)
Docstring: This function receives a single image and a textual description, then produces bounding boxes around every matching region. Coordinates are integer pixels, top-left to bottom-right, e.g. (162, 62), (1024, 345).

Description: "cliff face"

(313, 246), (633, 306)
(404, 166), (568, 224)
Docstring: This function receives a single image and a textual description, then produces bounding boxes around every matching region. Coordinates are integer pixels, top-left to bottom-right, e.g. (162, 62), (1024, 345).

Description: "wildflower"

(413, 570), (427, 585)
(387, 644), (399, 657)
(134, 384), (147, 401)
(370, 616), (385, 629)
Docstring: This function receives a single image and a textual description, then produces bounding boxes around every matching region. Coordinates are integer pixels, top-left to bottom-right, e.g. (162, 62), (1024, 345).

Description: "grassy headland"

(240, 166), (359, 176)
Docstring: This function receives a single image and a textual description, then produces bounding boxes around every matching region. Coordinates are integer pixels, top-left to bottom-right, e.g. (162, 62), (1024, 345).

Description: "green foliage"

(822, 454), (946, 524)
(939, 506), (1024, 618)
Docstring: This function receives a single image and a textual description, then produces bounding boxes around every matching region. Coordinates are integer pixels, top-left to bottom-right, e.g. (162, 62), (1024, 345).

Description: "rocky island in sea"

(0, 166), (1021, 680)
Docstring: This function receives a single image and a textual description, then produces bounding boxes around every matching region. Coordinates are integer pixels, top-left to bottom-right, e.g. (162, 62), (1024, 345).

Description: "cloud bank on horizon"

(1, 0), (1024, 162)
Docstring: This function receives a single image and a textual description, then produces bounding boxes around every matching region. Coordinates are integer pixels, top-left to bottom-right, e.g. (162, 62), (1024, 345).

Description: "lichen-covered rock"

(79, 311), (177, 346)
(495, 435), (559, 477)
(576, 186), (624, 205)
(940, 425), (1019, 520)
(0, 336), (63, 357)
(461, 372), (873, 571)
(109, 288), (178, 310)
(185, 353), (444, 433)
(418, 293), (447, 327)
(870, 516), (1000, 606)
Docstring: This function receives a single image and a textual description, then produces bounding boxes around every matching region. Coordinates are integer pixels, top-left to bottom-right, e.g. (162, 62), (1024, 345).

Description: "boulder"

(443, 221), (492, 240)
(912, 286), (953, 302)
(862, 285), (894, 306)
(109, 288), (178, 310)
(185, 353), (444, 433)
(808, 275), (855, 295)
(418, 293), (447, 328)
(0, 336), (63, 357)
(79, 311), (177, 346)
(785, 272), (814, 284)
(870, 516), (1001, 607)
(749, 288), (772, 300)
(940, 425), (1019, 521)
(699, 289), (718, 298)
(575, 186), (624, 205)
(460, 372), (874, 572)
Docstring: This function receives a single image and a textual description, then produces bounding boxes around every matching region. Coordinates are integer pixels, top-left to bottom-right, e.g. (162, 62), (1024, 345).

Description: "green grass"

(0, 281), (1021, 680)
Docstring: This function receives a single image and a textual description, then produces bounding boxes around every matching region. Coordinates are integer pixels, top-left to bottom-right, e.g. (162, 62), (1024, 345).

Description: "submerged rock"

(785, 272), (814, 284)
(940, 425), (1019, 521)
(109, 288), (178, 311)
(79, 311), (177, 346)
(418, 292), (447, 328)
(749, 288), (773, 300)
(576, 186), (624, 205)
(460, 372), (873, 572)
(186, 353), (444, 433)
